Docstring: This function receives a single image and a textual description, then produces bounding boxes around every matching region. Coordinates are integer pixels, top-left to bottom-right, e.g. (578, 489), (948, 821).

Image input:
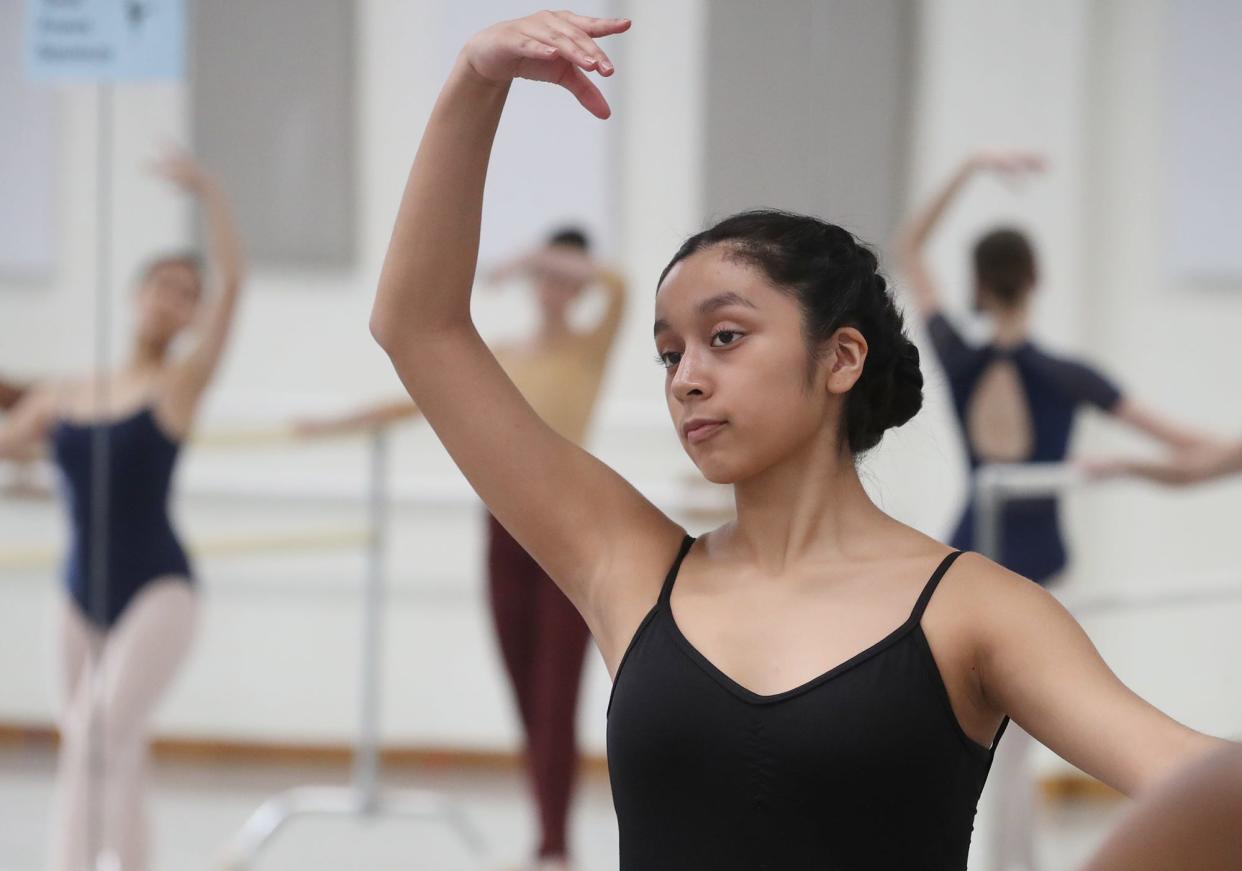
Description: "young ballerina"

(0, 152), (244, 871)
(369, 11), (1230, 869)
(299, 230), (626, 870)
(896, 151), (1226, 871)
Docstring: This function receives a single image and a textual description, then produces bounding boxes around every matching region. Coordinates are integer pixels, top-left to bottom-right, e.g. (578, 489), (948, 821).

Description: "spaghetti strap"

(909, 550), (965, 622)
(657, 534), (696, 605)
(988, 716), (1012, 760)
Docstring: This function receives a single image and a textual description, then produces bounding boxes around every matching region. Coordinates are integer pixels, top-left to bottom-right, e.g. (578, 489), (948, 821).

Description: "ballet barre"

(218, 426), (485, 869)
(0, 529), (370, 571)
(972, 462), (1242, 617)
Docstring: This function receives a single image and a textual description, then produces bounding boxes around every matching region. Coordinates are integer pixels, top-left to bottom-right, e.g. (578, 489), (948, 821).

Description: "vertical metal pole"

(353, 427), (389, 812)
(975, 464), (1003, 564)
(85, 80), (115, 871)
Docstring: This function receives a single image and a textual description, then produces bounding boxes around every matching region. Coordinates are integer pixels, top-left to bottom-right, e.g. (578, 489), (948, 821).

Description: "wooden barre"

(0, 528), (371, 571)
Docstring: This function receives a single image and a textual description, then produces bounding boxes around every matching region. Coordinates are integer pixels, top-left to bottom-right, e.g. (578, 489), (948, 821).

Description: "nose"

(670, 346), (711, 404)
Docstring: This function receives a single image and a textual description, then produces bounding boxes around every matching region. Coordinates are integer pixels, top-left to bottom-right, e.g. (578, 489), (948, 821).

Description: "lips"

(683, 419), (726, 444)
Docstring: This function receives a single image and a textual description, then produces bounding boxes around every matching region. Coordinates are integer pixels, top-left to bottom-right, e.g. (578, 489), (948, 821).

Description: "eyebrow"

(653, 291), (758, 338)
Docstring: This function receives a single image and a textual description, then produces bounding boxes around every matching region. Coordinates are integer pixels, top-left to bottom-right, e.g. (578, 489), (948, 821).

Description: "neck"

(724, 430), (892, 574)
(126, 336), (168, 373)
(991, 304), (1030, 348)
(537, 312), (573, 344)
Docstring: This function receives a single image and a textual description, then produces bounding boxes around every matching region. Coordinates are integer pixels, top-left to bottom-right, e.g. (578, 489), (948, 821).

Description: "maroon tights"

(487, 514), (591, 860)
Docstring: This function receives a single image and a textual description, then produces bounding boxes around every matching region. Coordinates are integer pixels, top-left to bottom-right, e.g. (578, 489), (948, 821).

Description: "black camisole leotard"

(607, 536), (1005, 870)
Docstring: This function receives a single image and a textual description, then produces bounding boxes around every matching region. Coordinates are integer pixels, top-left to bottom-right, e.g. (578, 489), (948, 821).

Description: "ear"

(824, 326), (867, 397)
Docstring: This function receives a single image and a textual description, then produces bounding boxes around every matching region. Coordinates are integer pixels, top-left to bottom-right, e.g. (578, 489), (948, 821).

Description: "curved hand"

(148, 148), (217, 197)
(970, 150), (1047, 177)
(462, 11), (630, 119)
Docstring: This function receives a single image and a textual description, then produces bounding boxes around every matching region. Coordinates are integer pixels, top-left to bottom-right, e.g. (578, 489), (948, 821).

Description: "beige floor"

(1, 743), (1125, 870)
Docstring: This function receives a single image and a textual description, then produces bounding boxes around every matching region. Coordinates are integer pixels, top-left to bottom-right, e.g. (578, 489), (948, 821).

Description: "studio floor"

(1, 742), (1129, 871)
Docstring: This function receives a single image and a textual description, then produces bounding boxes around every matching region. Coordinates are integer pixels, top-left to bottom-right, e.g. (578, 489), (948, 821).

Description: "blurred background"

(2, 1), (1240, 869)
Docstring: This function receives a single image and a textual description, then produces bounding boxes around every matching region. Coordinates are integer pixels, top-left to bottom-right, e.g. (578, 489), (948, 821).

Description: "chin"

(689, 453), (748, 486)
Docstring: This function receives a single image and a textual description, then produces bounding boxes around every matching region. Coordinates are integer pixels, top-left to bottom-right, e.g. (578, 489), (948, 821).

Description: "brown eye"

(711, 329), (742, 347)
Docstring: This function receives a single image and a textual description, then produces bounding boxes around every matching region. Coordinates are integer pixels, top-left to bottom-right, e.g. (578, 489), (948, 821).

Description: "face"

(135, 261), (201, 345)
(972, 279), (1035, 314)
(653, 246), (866, 484)
(533, 245), (588, 319)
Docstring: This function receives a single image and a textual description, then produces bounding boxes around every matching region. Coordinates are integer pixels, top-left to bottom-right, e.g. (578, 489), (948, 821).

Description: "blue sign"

(25, 0), (186, 82)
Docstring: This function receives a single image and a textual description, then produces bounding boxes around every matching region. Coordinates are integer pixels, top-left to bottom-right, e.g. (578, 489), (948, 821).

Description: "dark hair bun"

(845, 272), (924, 452)
(660, 209), (924, 454)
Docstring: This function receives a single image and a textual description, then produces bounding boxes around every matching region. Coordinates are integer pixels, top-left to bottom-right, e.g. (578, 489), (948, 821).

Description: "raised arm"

(511, 244), (628, 350)
(894, 151), (1044, 318)
(369, 11), (681, 660)
(585, 265), (627, 350)
(155, 152), (246, 422)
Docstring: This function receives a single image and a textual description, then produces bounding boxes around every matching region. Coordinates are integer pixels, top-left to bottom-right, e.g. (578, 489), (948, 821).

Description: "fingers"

(544, 13), (617, 73)
(494, 11), (624, 118)
(513, 36), (558, 62)
(556, 63), (611, 119)
(558, 12), (631, 38)
(524, 17), (609, 74)
(1004, 151), (1046, 172)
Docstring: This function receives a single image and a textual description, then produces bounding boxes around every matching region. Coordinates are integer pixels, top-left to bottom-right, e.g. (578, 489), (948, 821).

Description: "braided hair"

(657, 209), (923, 454)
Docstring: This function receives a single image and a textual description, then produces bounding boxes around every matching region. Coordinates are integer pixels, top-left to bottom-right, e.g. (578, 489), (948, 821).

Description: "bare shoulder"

(935, 550), (1055, 613)
(922, 550), (1066, 661)
(593, 519), (691, 675)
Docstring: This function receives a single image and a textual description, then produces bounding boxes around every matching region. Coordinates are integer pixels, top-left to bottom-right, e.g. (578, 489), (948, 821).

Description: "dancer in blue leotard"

(0, 151), (245, 871)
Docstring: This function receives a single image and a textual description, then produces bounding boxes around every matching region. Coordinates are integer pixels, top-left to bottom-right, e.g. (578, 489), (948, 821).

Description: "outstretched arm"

(369, 11), (682, 662)
(964, 555), (1227, 799)
(294, 398), (422, 438)
(0, 377), (27, 411)
(1109, 397), (1225, 452)
(1084, 435), (1242, 487)
(0, 384), (58, 460)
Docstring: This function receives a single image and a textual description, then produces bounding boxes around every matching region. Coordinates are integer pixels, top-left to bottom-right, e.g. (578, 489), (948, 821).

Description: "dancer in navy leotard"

(929, 309), (1123, 582)
(897, 151), (1224, 871)
(0, 151), (245, 871)
(51, 405), (193, 628)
